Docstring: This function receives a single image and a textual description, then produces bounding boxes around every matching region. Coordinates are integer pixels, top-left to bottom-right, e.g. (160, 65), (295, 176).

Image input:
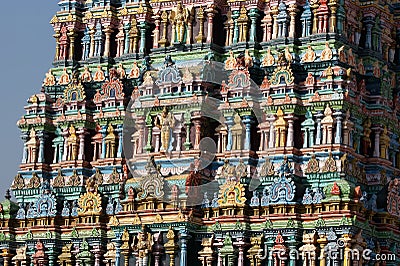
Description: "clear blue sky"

(0, 1), (59, 192)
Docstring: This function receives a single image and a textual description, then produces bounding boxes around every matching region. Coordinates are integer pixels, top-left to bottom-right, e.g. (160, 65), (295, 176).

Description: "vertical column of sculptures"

(261, 7), (273, 42)
(196, 7), (206, 44)
(68, 28), (77, 61)
(206, 6), (217, 44)
(288, 4), (298, 38)
(53, 29), (61, 61)
(37, 131), (47, 163)
(248, 9), (259, 43)
(372, 126), (381, 158)
(333, 110), (343, 144)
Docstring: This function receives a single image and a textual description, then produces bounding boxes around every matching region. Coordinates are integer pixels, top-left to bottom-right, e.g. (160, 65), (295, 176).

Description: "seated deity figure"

(43, 69), (56, 86)
(320, 42), (332, 61)
(156, 107), (175, 152)
(302, 45), (316, 62)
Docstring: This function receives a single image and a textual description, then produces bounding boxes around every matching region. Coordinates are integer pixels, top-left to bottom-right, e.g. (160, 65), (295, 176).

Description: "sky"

(0, 1), (59, 192)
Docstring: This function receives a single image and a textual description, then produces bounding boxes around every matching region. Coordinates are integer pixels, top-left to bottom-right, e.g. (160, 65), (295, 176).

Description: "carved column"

(153, 15), (161, 48)
(193, 118), (202, 150)
(206, 6), (216, 43)
(159, 11), (169, 47)
(242, 116), (253, 150)
(232, 11), (239, 44)
(271, 6), (279, 39)
(315, 112), (323, 145)
(373, 127), (381, 157)
(68, 29), (77, 61)
(285, 114), (295, 147)
(267, 115), (275, 149)
(226, 116), (234, 151)
(196, 8), (206, 43)
(104, 27), (113, 57)
(139, 22), (149, 54)
(288, 4), (298, 38)
(145, 123), (153, 152)
(89, 26), (96, 58)
(101, 126), (107, 159)
(116, 125), (123, 158)
(53, 30), (61, 61)
(179, 229), (190, 266)
(365, 18), (374, 49)
(328, 0), (338, 32)
(37, 132), (46, 163)
(77, 128), (86, 161)
(184, 113), (192, 151)
(21, 133), (29, 163)
(311, 3), (319, 34)
(113, 239), (122, 266)
(249, 9), (259, 42)
(124, 23), (131, 54)
(334, 111), (343, 144)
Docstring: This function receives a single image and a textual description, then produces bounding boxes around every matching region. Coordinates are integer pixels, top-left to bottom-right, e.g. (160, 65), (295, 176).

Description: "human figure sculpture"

(156, 107), (175, 152)
(302, 45), (316, 62)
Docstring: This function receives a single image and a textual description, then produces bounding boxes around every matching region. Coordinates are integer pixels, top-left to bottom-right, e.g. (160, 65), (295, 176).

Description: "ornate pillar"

(104, 27), (113, 57)
(267, 115), (275, 149)
(311, 3), (319, 34)
(271, 6), (279, 39)
(365, 18), (374, 49)
(196, 7), (206, 43)
(37, 132), (46, 163)
(179, 229), (191, 266)
(288, 4), (298, 38)
(373, 127), (381, 157)
(286, 114), (295, 147)
(328, 0), (338, 32)
(242, 116), (253, 150)
(249, 9), (259, 42)
(62, 129), (69, 161)
(21, 132), (29, 163)
(139, 22), (148, 54)
(113, 239), (122, 266)
(235, 238), (246, 266)
(124, 23), (131, 54)
(153, 16), (161, 48)
(89, 26), (96, 58)
(101, 126), (107, 159)
(53, 30), (61, 61)
(226, 116), (234, 151)
(159, 11), (169, 47)
(232, 11), (239, 44)
(193, 118), (202, 149)
(315, 112), (323, 145)
(116, 125), (123, 157)
(77, 128), (86, 160)
(334, 110), (343, 144)
(67, 29), (77, 61)
(206, 6), (216, 43)
(184, 112), (192, 151)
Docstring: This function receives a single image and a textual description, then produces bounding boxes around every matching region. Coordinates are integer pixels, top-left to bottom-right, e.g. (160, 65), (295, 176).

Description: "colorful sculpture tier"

(1, 0), (400, 265)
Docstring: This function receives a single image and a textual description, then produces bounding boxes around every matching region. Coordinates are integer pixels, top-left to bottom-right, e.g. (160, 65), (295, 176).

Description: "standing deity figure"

(172, 3), (187, 43)
(26, 128), (39, 163)
(156, 107), (175, 152)
(133, 228), (153, 266)
(66, 125), (79, 161)
(105, 124), (116, 158)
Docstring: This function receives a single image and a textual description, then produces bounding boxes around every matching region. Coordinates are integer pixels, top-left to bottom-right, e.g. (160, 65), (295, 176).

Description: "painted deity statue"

(156, 107), (175, 152)
(43, 69), (56, 86)
(172, 3), (187, 43)
(133, 228), (153, 266)
(302, 45), (316, 62)
(67, 125), (78, 161)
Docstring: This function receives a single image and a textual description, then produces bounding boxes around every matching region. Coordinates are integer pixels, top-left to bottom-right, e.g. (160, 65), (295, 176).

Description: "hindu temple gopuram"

(2, 0), (400, 265)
